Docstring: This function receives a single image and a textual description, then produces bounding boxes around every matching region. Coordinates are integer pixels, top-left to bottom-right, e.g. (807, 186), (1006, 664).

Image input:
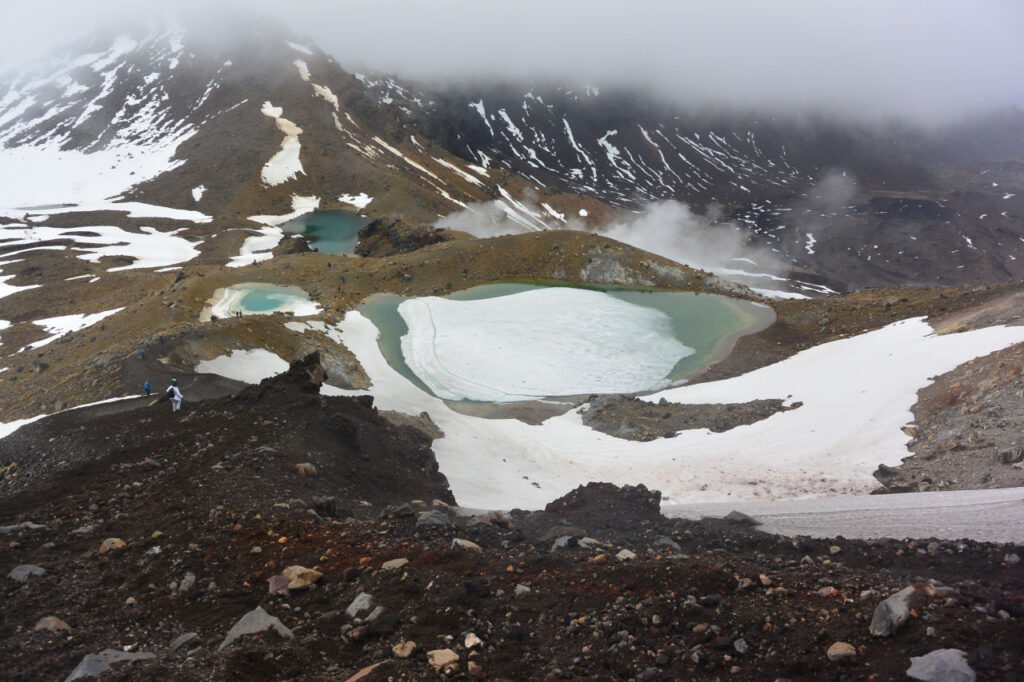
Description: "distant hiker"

(167, 378), (183, 412)
(142, 379), (152, 396)
(139, 348), (146, 359)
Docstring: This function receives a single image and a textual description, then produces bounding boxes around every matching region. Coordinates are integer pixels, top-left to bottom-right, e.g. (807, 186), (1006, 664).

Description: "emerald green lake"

(281, 210), (368, 254)
(359, 283), (775, 402)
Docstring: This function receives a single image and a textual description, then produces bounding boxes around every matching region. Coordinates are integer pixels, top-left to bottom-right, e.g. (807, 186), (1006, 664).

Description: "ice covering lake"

(361, 283), (773, 402)
(199, 283), (320, 321)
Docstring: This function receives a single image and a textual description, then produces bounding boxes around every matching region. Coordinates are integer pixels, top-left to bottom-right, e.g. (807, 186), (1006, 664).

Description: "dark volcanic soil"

(1, 357), (1021, 681)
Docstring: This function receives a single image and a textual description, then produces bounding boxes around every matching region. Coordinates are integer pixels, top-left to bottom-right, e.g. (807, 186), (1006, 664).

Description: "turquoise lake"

(281, 210), (368, 254)
(359, 282), (775, 401)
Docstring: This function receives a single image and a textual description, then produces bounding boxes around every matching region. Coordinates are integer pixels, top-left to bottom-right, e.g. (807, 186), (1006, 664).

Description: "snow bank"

(23, 307), (124, 351)
(195, 349), (289, 384)
(235, 196), (320, 267)
(397, 289), (692, 401)
(0, 394), (138, 442)
(0, 224), (201, 272)
(21, 201), (211, 223)
(337, 312), (1024, 511)
(260, 101), (304, 186)
(337, 193), (372, 210)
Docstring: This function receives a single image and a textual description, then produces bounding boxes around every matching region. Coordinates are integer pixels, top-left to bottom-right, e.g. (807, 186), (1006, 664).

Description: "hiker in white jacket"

(167, 378), (183, 412)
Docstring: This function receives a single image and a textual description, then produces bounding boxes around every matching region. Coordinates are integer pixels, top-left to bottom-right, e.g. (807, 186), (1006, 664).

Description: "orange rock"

(99, 538), (125, 553)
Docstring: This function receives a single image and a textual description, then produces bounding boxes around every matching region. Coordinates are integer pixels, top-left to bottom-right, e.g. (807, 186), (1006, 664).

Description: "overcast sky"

(2, 0), (1022, 123)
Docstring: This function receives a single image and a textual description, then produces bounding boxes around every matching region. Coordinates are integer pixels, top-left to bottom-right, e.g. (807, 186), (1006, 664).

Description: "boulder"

(906, 649), (975, 682)
(218, 606), (294, 650)
(64, 649), (155, 681)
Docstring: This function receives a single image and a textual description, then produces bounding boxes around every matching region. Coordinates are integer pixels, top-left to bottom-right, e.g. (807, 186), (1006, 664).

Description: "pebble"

(515, 584), (532, 597)
(826, 641), (857, 662)
(381, 558), (408, 571)
(615, 549), (636, 561)
(733, 638), (749, 655)
(268, 575), (291, 595)
(282, 565), (323, 589)
(178, 572), (195, 594)
(392, 640), (417, 658)
(295, 462), (317, 477)
(345, 592), (374, 618)
(465, 632), (483, 649)
(870, 585), (924, 637)
(98, 538), (125, 553)
(451, 538), (482, 551)
(427, 649), (459, 671)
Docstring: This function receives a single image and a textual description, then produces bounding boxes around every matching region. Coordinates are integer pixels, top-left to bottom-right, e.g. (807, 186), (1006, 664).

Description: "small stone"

(427, 649), (459, 671)
(392, 640), (417, 658)
(282, 565), (323, 590)
(124, 596), (136, 606)
(345, 592), (374, 618)
(514, 584), (532, 597)
(870, 585), (925, 637)
(268, 575), (291, 595)
(759, 574), (772, 586)
(615, 549), (636, 561)
(1005, 553), (1021, 565)
(249, 546), (262, 555)
(464, 632), (483, 649)
(451, 538), (482, 551)
(588, 553), (608, 564)
(295, 462), (317, 477)
(99, 538), (125, 553)
(169, 632), (200, 651)
(733, 638), (749, 655)
(829, 545), (841, 555)
(7, 564), (45, 583)
(467, 660), (483, 676)
(906, 648), (976, 682)
(178, 572), (195, 594)
(381, 558), (408, 571)
(33, 616), (70, 632)
(218, 606), (294, 650)
(826, 641), (857, 663)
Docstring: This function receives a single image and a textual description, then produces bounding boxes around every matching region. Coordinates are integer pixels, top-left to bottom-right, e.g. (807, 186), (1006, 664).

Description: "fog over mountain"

(2, 0), (1022, 124)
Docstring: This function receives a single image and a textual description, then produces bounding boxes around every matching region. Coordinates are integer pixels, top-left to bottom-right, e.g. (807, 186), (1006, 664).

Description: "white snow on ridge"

(433, 157), (484, 186)
(398, 289), (693, 402)
(260, 101), (304, 186)
(0, 273), (42, 300)
(21, 201), (211, 223)
(0, 223), (202, 272)
(22, 307), (124, 352)
(293, 59), (311, 81)
(192, 185), (206, 202)
(312, 84), (339, 111)
(336, 312), (1024, 511)
(196, 349), (289, 384)
(337, 193), (373, 210)
(286, 41), (314, 55)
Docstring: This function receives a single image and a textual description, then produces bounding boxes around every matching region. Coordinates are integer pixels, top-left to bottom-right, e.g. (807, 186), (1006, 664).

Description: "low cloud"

(436, 197), (787, 281)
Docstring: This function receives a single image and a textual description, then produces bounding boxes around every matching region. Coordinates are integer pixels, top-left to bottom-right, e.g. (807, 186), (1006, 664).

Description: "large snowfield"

(397, 288), (693, 401)
(332, 311), (1024, 511)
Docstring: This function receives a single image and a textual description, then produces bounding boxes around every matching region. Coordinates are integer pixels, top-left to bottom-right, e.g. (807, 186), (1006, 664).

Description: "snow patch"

(260, 101), (304, 186)
(191, 185), (206, 202)
(196, 349), (289, 384)
(285, 41), (314, 55)
(337, 193), (373, 210)
(23, 308), (124, 351)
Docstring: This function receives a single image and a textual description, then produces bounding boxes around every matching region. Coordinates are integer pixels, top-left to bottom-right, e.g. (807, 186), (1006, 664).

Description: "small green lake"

(281, 210), (368, 254)
(359, 282), (775, 402)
